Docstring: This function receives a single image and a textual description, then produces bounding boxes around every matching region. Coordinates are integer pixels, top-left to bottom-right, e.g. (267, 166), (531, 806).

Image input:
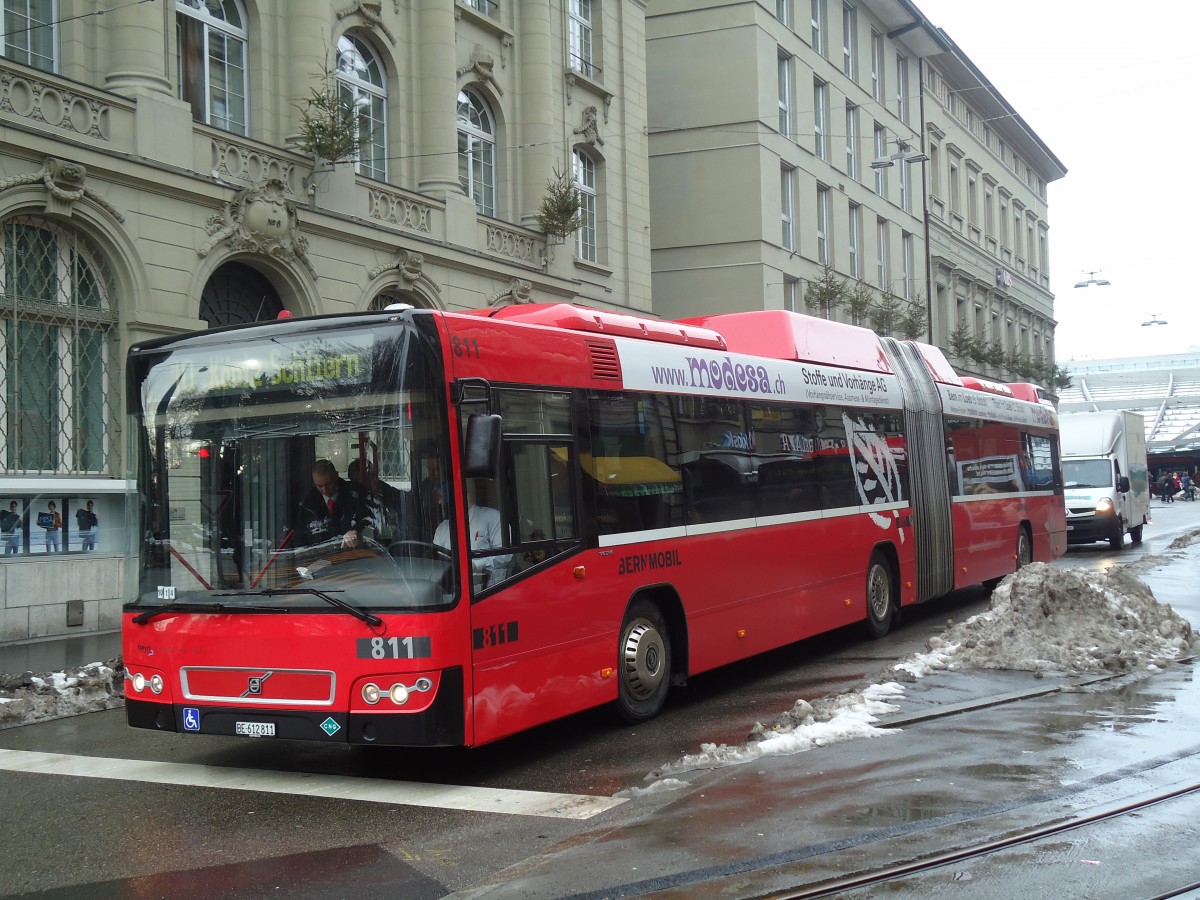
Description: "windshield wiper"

(132, 602), (288, 625)
(219, 589), (382, 627)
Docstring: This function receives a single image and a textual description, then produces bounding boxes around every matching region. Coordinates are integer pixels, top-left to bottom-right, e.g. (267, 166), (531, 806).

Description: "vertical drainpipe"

(918, 57), (934, 347)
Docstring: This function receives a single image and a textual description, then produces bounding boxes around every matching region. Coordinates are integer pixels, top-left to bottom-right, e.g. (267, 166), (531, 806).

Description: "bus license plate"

(235, 721), (276, 737)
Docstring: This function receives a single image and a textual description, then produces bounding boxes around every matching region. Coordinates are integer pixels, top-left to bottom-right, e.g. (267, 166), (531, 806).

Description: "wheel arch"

(625, 583), (689, 687)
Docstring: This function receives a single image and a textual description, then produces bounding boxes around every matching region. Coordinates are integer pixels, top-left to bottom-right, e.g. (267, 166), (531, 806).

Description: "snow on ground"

(0, 657), (124, 730)
(651, 552), (1198, 780)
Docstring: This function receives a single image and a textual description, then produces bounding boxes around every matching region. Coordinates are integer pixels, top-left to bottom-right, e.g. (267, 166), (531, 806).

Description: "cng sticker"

(320, 717), (341, 736)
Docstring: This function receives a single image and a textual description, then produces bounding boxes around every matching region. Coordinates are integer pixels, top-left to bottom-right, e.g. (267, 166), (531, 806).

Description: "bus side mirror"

(1117, 475), (1130, 494)
(464, 414), (502, 478)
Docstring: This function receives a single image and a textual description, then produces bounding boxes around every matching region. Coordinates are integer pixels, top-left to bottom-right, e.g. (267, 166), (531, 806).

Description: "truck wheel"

(1108, 527), (1123, 551)
(1129, 524), (1144, 544)
(616, 600), (671, 724)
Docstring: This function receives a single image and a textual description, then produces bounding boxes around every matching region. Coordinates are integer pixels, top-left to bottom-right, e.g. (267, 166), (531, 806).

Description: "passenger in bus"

(432, 483), (513, 588)
(295, 459), (367, 548)
(348, 459), (411, 543)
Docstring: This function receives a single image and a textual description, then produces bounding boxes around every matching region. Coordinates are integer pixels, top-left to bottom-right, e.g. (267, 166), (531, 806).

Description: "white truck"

(1059, 411), (1150, 550)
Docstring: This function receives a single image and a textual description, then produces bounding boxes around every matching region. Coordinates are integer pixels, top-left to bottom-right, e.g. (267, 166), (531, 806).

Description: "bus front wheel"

(864, 551), (896, 640)
(616, 600), (671, 724)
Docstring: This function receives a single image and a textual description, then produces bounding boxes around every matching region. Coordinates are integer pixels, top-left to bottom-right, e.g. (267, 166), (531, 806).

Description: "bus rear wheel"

(616, 600), (671, 724)
(1017, 527), (1033, 568)
(864, 551), (895, 640)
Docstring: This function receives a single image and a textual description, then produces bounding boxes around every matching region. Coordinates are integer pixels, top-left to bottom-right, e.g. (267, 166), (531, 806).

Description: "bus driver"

(295, 459), (366, 548)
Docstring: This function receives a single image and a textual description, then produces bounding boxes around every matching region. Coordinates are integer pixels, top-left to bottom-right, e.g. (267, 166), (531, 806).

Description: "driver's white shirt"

(433, 504), (512, 578)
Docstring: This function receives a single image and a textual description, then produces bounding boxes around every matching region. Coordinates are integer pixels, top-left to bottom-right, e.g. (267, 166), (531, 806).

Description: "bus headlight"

(131, 673), (146, 692)
(361, 683), (381, 705)
(389, 683), (410, 705)
(1096, 497), (1115, 513)
(150, 674), (164, 694)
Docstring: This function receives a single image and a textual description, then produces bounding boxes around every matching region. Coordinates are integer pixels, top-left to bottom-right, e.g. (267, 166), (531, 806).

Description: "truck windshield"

(130, 321), (457, 613)
(1062, 458), (1113, 490)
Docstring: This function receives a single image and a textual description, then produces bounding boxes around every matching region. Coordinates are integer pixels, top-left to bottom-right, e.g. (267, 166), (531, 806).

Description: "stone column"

(519, 1), (555, 228)
(416, 4), (463, 198)
(286, 0), (331, 147)
(104, 0), (172, 96)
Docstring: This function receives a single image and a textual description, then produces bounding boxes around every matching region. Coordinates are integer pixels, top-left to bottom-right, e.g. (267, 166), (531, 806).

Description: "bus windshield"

(130, 321), (455, 613)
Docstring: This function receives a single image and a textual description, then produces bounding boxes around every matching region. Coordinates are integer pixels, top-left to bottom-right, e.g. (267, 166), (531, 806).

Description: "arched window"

(573, 150), (597, 262)
(336, 34), (387, 181)
(1, 217), (115, 474)
(457, 89), (496, 217)
(176, 0), (248, 135)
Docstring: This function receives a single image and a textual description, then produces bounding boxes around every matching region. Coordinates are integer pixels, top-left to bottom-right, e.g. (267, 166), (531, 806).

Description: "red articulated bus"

(123, 303), (1066, 746)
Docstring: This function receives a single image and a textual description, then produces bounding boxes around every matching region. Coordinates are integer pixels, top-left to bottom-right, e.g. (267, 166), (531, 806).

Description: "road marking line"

(0, 749), (625, 820)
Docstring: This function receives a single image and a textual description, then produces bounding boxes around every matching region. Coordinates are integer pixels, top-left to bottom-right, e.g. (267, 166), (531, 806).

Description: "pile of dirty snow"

(652, 562), (1195, 780)
(900, 563), (1195, 678)
(0, 658), (124, 730)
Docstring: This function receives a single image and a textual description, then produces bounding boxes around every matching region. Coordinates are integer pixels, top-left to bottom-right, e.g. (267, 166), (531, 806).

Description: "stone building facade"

(0, 0), (651, 645)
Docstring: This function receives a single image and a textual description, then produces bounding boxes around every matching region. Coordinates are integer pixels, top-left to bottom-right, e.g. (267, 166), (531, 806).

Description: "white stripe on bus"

(597, 502), (911, 547)
(0, 749), (625, 820)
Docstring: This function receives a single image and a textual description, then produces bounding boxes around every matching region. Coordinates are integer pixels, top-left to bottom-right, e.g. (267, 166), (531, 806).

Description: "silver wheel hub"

(622, 620), (665, 701)
(868, 565), (890, 620)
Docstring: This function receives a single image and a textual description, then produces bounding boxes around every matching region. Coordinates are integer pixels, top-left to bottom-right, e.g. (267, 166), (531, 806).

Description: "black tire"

(1016, 527), (1033, 569)
(864, 551), (895, 640)
(1108, 526), (1123, 551)
(615, 600), (671, 724)
(1130, 523), (1144, 544)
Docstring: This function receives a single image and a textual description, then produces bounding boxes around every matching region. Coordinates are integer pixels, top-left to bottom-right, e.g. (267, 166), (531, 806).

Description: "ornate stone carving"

(457, 45), (503, 95)
(335, 1), (396, 44)
(488, 277), (533, 307)
(573, 105), (604, 147)
(199, 178), (316, 278)
(0, 156), (125, 222)
(368, 248), (441, 304)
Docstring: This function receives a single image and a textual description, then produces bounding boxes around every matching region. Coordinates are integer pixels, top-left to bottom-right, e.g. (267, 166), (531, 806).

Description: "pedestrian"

(1183, 473), (1194, 502)
(39, 500), (62, 552)
(2, 500), (21, 554)
(75, 500), (98, 550)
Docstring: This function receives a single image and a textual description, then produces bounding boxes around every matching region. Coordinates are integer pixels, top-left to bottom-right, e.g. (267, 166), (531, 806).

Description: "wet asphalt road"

(2, 501), (1199, 899)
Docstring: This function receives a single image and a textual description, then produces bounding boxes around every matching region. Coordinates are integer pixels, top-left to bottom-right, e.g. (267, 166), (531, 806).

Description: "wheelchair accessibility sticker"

(183, 707), (200, 731)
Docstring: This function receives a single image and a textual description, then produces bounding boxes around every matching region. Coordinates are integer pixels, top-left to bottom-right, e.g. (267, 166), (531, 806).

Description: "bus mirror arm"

(464, 413), (502, 478)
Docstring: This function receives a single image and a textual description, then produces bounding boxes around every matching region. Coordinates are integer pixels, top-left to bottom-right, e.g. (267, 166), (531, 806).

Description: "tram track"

(754, 780), (1200, 899)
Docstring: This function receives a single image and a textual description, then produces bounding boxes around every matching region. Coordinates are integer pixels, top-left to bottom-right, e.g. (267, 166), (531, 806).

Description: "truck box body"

(1060, 411), (1150, 549)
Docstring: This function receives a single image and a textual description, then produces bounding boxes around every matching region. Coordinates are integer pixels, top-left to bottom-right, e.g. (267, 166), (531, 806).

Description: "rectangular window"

(842, 3), (856, 79)
(984, 186), (994, 238)
(848, 202), (861, 279)
(967, 173), (978, 227)
(870, 29), (882, 101)
(845, 103), (858, 180)
(587, 394), (683, 536)
(876, 217), (888, 288)
(777, 0), (792, 27)
(574, 151), (598, 263)
(895, 53), (908, 124)
(784, 276), (800, 313)
(816, 185), (830, 266)
(811, 0), (824, 55)
(899, 158), (910, 213)
(949, 160), (961, 215)
(2, 0), (54, 71)
(781, 165), (795, 250)
(901, 231), (913, 301)
(999, 197), (1009, 246)
(813, 78), (828, 160)
(778, 53), (792, 137)
(568, 0), (594, 77)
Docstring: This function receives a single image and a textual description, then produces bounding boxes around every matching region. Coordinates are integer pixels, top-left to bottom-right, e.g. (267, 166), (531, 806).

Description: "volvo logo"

(243, 672), (272, 697)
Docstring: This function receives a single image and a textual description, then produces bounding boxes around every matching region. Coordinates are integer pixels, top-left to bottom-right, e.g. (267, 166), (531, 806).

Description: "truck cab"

(1060, 412), (1150, 550)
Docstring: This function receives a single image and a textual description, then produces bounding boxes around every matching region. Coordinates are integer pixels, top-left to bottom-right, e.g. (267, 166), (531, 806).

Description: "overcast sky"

(912, 0), (1200, 362)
